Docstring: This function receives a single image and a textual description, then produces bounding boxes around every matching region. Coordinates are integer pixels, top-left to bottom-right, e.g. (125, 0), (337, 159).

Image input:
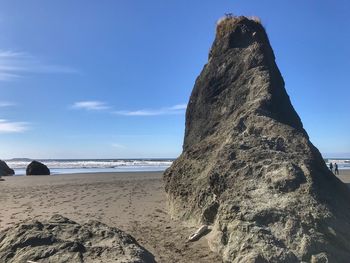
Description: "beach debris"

(164, 15), (350, 262)
(0, 160), (14, 176)
(26, 160), (50, 175)
(188, 225), (208, 242)
(0, 214), (156, 263)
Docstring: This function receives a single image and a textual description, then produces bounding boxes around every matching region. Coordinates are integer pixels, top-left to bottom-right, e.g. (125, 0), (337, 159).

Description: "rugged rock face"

(0, 160), (15, 176)
(164, 16), (350, 262)
(26, 160), (50, 175)
(0, 214), (156, 263)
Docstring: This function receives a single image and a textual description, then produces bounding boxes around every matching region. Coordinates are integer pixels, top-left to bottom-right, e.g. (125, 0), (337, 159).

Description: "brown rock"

(0, 214), (156, 263)
(164, 16), (350, 262)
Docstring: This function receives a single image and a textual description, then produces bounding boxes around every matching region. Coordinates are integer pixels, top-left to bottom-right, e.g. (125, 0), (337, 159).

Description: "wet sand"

(336, 169), (350, 184)
(0, 172), (221, 263)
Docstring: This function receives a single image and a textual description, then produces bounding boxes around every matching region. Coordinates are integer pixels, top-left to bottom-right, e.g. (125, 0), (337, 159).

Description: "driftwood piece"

(188, 225), (208, 242)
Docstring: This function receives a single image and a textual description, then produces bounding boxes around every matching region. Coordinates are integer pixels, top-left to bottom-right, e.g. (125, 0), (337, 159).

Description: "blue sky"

(0, 0), (349, 159)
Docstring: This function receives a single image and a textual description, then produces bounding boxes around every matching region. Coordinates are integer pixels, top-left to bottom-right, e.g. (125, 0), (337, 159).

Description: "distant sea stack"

(26, 160), (50, 175)
(164, 16), (350, 262)
(0, 160), (15, 176)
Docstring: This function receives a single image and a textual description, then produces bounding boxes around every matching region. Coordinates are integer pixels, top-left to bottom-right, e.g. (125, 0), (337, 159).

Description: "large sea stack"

(164, 16), (350, 262)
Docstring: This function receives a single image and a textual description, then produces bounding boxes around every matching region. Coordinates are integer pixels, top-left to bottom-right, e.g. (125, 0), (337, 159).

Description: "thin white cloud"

(72, 101), (110, 111)
(0, 119), (29, 133)
(112, 143), (125, 149)
(113, 104), (187, 116)
(0, 101), (15, 107)
(0, 72), (21, 81)
(168, 104), (187, 110)
(0, 49), (78, 81)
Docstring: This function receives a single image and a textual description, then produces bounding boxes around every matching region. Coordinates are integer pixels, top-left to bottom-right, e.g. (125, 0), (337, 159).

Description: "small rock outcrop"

(0, 160), (15, 176)
(0, 214), (156, 263)
(164, 16), (350, 262)
(26, 160), (50, 175)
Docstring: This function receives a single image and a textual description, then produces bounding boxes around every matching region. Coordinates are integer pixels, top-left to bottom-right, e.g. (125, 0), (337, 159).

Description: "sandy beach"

(0, 172), (221, 263)
(335, 169), (350, 184)
(1, 170), (350, 262)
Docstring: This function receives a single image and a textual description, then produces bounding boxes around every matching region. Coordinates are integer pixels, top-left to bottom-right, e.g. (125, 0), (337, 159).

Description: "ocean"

(5, 158), (350, 176)
(6, 159), (174, 175)
(324, 158), (350, 170)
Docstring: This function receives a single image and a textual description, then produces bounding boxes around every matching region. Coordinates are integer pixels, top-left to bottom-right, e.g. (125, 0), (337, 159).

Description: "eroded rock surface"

(164, 16), (350, 262)
(0, 215), (156, 263)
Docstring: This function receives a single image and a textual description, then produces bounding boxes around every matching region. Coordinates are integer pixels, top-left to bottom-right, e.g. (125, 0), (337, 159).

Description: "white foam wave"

(327, 159), (350, 164)
(325, 159), (350, 169)
(5, 159), (173, 169)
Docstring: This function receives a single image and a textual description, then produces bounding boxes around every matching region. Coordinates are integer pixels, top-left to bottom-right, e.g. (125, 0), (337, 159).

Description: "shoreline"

(4, 167), (350, 178)
(11, 168), (171, 176)
(10, 168), (350, 177)
(12, 170), (170, 176)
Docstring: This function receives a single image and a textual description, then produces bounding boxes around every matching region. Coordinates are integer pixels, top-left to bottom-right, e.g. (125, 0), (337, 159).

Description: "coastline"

(5, 158), (173, 176)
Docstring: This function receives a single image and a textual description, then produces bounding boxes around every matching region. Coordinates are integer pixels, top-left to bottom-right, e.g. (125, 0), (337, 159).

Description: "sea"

(5, 158), (350, 176)
(6, 159), (174, 175)
(324, 158), (350, 170)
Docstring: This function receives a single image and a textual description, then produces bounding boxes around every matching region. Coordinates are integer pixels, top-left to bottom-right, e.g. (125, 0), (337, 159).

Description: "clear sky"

(0, 0), (349, 159)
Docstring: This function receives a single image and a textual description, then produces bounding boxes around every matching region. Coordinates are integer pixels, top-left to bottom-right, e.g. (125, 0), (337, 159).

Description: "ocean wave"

(326, 159), (350, 164)
(5, 159), (173, 169)
(325, 159), (350, 169)
(6, 158), (350, 171)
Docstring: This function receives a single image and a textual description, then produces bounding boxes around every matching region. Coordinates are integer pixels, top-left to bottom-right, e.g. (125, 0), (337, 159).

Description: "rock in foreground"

(0, 160), (14, 176)
(164, 16), (350, 262)
(0, 214), (156, 263)
(26, 160), (50, 175)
